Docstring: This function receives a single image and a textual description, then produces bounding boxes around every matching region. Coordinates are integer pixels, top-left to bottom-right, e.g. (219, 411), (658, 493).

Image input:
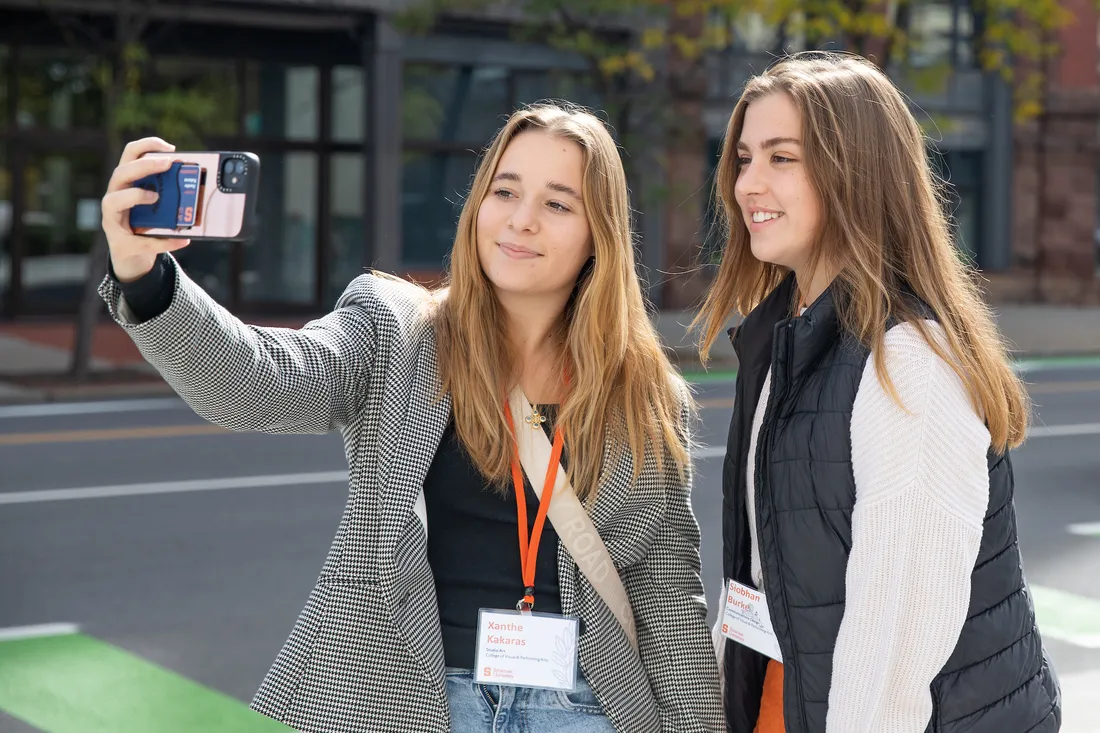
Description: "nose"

(734, 157), (767, 200)
(507, 196), (540, 234)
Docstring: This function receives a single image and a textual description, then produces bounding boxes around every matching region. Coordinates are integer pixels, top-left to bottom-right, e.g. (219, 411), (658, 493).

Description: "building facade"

(0, 0), (1094, 321)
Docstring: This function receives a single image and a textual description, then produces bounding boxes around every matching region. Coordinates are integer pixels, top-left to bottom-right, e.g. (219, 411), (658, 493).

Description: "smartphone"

(129, 151), (260, 240)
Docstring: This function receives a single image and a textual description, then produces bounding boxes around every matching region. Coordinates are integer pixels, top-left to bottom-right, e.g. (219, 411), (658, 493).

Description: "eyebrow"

(492, 172), (582, 201)
(736, 136), (802, 151)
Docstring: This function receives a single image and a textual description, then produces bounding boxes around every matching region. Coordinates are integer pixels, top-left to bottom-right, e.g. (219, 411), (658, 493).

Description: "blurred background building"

(0, 0), (1097, 321)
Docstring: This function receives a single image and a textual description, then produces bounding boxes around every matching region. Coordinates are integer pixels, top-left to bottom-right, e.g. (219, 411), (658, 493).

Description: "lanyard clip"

(516, 586), (536, 613)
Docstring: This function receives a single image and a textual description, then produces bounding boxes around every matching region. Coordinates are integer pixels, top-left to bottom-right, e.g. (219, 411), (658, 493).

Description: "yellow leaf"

(642, 27), (666, 49)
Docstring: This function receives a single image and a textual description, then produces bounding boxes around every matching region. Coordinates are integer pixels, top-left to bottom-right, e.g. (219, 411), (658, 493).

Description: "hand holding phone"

(101, 138), (192, 282)
(128, 151), (259, 241)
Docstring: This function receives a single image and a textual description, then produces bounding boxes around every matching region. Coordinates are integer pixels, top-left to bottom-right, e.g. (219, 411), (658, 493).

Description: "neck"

(794, 263), (836, 310)
(498, 290), (569, 401)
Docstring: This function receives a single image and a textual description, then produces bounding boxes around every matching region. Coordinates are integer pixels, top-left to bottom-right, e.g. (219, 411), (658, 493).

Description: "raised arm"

(99, 137), (378, 434)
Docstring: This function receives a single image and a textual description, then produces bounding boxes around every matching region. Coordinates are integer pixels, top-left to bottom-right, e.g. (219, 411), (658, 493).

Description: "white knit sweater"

(744, 321), (991, 732)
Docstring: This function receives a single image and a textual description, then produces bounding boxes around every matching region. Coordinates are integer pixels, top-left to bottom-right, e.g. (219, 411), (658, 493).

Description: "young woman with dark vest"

(694, 52), (1060, 732)
(97, 104), (724, 732)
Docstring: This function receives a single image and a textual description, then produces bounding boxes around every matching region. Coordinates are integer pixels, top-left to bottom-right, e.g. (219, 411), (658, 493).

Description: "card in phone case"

(130, 161), (203, 230)
(176, 163), (201, 227)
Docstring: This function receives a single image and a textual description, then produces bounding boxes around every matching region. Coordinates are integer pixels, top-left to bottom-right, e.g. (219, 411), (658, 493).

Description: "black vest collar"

(730, 272), (843, 388)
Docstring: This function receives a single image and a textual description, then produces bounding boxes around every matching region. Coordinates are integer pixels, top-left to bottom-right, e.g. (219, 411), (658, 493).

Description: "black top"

(422, 410), (563, 669)
(109, 257), (565, 671)
(110, 253), (177, 322)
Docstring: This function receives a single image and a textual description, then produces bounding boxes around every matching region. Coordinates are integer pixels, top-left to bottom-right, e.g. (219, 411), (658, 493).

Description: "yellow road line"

(0, 424), (228, 446)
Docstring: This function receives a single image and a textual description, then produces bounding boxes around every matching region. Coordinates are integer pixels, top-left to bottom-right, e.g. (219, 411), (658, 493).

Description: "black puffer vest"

(721, 274), (1061, 732)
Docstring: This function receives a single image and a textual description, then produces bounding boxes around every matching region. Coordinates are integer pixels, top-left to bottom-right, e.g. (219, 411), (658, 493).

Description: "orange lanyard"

(503, 400), (565, 612)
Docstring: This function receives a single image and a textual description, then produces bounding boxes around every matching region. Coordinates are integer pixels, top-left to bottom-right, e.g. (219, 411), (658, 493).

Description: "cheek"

(475, 200), (493, 238)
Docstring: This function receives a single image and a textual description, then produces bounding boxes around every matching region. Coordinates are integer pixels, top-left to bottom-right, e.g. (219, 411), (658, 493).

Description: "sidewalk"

(654, 303), (1100, 368)
(2, 304), (1100, 404)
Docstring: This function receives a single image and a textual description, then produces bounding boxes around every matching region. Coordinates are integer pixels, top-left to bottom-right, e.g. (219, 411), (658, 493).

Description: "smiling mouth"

(498, 242), (540, 258)
(750, 211), (784, 223)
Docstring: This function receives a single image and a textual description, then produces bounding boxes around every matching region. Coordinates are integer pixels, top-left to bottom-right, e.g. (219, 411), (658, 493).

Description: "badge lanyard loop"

(503, 401), (565, 613)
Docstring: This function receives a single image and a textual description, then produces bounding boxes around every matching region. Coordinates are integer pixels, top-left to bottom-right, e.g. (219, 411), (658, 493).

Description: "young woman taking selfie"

(98, 103), (724, 733)
(696, 52), (1060, 733)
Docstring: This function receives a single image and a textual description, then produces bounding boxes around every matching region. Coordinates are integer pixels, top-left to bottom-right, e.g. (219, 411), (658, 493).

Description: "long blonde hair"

(433, 102), (691, 499)
(695, 52), (1030, 452)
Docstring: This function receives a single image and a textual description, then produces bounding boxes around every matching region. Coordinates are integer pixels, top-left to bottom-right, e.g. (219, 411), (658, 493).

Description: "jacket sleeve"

(633, 396), (727, 732)
(98, 253), (378, 435)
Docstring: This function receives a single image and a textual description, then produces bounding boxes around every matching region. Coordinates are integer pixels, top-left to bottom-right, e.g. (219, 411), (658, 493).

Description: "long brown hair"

(694, 52), (1029, 452)
(433, 102), (692, 499)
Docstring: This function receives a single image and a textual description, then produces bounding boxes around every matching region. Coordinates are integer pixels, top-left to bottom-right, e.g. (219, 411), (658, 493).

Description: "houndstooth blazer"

(99, 255), (725, 733)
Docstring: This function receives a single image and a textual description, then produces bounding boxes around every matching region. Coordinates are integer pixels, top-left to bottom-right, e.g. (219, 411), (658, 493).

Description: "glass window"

(242, 152), (318, 303)
(401, 150), (477, 265)
(403, 63), (511, 143)
(17, 48), (105, 130)
(0, 145), (10, 313)
(332, 66), (365, 143)
(243, 63), (319, 140)
(174, 243), (233, 305)
(910, 0), (974, 68)
(149, 57), (240, 138)
(328, 153), (366, 304)
(0, 46), (9, 128)
(19, 149), (102, 311)
(930, 148), (982, 265)
(513, 70), (603, 113)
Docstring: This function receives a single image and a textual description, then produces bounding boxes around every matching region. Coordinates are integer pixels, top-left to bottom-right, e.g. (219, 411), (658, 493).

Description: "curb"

(3, 354), (1100, 406)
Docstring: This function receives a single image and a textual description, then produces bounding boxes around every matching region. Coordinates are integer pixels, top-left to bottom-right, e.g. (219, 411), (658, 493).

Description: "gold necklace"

(524, 404), (548, 429)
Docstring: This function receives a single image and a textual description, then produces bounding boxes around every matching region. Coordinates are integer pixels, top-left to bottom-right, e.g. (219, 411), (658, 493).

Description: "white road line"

(1068, 522), (1100, 537)
(0, 471), (348, 505)
(1060, 668), (1100, 732)
(1028, 422), (1100, 438)
(0, 623), (80, 641)
(0, 398), (184, 419)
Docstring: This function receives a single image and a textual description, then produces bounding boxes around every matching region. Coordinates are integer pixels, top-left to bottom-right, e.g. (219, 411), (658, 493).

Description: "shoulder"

(858, 320), (953, 394)
(334, 272), (437, 339)
(854, 318), (987, 454)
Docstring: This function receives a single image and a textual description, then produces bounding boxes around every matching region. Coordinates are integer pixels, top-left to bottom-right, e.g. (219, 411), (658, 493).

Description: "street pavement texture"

(1, 365), (1098, 732)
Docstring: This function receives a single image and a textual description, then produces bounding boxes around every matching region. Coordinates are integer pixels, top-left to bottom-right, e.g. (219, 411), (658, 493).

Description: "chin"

(749, 240), (783, 267)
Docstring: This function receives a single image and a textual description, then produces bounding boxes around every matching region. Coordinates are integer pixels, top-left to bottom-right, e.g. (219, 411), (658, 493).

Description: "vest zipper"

(755, 321), (809, 726)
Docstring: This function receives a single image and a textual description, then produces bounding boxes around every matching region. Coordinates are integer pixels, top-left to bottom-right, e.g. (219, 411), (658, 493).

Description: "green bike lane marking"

(0, 628), (292, 733)
(1030, 585), (1100, 649)
(2, 585), (1099, 731)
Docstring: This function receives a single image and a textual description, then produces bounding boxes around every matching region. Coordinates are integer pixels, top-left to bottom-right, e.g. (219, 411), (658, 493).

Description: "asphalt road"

(1, 363), (1098, 731)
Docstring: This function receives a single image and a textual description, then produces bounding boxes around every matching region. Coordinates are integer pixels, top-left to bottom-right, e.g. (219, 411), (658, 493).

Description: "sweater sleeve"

(826, 321), (991, 732)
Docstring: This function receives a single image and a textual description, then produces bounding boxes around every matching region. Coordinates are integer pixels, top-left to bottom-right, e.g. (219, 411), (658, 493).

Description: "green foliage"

(403, 0), (1087, 123)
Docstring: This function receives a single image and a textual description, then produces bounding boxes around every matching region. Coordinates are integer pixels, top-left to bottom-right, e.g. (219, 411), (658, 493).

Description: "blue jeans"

(445, 667), (618, 732)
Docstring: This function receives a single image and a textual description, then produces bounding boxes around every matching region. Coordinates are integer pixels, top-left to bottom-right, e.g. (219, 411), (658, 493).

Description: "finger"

(120, 137), (175, 166)
(107, 155), (176, 193)
(164, 239), (192, 252)
(102, 187), (159, 221)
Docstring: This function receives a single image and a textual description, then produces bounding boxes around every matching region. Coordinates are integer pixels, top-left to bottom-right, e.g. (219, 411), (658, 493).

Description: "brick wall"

(996, 3), (1100, 305)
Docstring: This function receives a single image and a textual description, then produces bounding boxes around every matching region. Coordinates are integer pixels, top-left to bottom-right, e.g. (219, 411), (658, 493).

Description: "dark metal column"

(982, 70), (1014, 271)
(366, 15), (402, 273)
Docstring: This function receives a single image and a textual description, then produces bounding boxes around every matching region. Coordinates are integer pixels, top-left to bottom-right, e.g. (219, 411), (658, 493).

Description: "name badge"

(474, 609), (580, 691)
(720, 579), (783, 662)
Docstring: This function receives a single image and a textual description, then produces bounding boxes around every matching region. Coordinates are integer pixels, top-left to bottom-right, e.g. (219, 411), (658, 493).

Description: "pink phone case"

(133, 151), (259, 240)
